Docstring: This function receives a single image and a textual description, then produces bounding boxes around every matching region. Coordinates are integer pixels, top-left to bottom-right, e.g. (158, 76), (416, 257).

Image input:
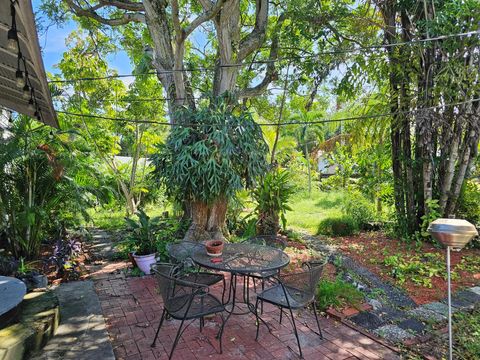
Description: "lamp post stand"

(446, 246), (453, 360)
(428, 218), (478, 360)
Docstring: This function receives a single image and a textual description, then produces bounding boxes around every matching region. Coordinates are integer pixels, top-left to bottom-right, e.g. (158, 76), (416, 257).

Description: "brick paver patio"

(91, 264), (399, 360)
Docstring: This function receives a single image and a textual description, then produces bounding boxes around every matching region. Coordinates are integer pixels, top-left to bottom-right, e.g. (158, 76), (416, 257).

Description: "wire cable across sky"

(56, 97), (480, 127)
(47, 29), (480, 84)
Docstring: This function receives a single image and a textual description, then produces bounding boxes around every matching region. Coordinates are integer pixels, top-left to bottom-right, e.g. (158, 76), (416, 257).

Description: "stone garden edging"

(301, 233), (480, 346)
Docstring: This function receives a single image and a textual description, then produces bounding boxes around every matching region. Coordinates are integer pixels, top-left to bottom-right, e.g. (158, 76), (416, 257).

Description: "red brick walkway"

(92, 264), (399, 360)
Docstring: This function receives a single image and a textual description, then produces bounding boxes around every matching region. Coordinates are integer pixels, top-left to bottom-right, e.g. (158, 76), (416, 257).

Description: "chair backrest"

(245, 235), (288, 249)
(166, 241), (205, 264)
(280, 260), (326, 298)
(151, 262), (202, 313)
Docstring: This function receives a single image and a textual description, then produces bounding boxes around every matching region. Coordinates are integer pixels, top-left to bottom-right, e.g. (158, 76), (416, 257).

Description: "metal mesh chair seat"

(257, 284), (314, 309)
(165, 293), (224, 320)
(255, 260), (328, 359)
(151, 263), (226, 359)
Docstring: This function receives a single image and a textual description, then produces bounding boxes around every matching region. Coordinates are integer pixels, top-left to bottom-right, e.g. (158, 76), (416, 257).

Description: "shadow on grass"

(314, 191), (346, 210)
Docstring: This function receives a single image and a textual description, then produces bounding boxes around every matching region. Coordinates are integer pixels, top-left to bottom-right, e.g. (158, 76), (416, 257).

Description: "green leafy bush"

(457, 181), (480, 227)
(382, 252), (446, 288)
(453, 304), (480, 359)
(124, 210), (159, 255)
(0, 116), (110, 259)
(316, 278), (364, 311)
(316, 215), (358, 237)
(342, 191), (376, 229)
(122, 210), (186, 259)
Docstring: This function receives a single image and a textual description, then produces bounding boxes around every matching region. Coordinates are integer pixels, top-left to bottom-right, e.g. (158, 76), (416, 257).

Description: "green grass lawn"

(286, 189), (347, 234)
(88, 203), (172, 231)
(88, 189), (346, 235)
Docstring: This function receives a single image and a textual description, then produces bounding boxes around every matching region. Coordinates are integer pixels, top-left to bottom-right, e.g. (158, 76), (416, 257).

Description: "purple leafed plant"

(45, 235), (83, 280)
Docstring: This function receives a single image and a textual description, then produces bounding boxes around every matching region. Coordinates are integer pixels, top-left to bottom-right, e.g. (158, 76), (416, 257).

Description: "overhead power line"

(47, 30), (480, 84)
(56, 97), (480, 127)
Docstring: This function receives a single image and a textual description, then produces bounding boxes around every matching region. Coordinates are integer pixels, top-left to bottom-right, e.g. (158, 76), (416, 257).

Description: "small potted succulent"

(125, 210), (159, 275)
(205, 240), (224, 257)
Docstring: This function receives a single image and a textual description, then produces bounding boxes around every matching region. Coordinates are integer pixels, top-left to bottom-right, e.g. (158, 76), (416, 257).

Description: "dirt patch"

(327, 232), (480, 304)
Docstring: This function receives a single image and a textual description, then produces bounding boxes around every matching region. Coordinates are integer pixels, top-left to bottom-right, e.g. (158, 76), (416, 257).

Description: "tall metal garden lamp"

(428, 219), (478, 360)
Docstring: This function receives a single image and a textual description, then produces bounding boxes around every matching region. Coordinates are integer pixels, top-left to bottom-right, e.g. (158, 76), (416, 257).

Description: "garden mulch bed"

(327, 232), (480, 305)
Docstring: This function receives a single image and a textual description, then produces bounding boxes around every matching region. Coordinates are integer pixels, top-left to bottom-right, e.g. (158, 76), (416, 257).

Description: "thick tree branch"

(98, 0), (144, 12)
(184, 0), (227, 39)
(237, 0), (269, 62)
(171, 0), (182, 38)
(237, 13), (285, 99)
(65, 0), (145, 25)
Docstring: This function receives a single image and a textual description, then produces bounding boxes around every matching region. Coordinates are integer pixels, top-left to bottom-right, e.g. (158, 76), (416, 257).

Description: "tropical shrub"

(317, 215), (358, 237)
(457, 181), (480, 226)
(122, 210), (186, 260)
(124, 210), (160, 255)
(151, 103), (268, 242)
(0, 117), (109, 259)
(253, 168), (295, 235)
(342, 191), (376, 229)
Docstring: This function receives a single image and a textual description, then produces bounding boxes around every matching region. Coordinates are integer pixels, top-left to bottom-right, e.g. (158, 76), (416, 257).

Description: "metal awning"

(0, 0), (58, 127)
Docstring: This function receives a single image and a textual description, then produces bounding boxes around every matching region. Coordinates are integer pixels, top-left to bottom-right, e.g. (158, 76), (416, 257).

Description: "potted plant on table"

(125, 210), (159, 275)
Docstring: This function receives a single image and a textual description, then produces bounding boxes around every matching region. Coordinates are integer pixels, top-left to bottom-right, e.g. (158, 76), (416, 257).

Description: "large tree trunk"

(184, 198), (228, 242)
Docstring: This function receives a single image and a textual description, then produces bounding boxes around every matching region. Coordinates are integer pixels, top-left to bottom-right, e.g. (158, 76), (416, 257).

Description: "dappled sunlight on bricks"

(92, 268), (399, 359)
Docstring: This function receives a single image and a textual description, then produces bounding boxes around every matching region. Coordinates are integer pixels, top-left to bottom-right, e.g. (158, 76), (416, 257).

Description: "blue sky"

(32, 0), (133, 78)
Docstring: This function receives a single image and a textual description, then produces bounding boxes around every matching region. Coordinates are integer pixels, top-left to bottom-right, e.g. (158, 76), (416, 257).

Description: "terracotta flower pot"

(205, 240), (224, 257)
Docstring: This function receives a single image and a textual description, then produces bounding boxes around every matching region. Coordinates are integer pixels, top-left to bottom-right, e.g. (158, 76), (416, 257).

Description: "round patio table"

(191, 242), (290, 275)
(191, 243), (290, 318)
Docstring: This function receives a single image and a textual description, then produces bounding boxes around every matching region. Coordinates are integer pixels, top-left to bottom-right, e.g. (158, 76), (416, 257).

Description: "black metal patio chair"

(151, 263), (226, 359)
(166, 241), (226, 294)
(254, 260), (327, 359)
(242, 235), (288, 309)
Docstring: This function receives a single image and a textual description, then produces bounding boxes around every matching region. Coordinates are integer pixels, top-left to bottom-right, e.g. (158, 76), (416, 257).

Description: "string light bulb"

(7, 28), (18, 52)
(15, 69), (24, 88)
(22, 83), (30, 99)
(27, 97), (35, 111)
(7, 3), (18, 52)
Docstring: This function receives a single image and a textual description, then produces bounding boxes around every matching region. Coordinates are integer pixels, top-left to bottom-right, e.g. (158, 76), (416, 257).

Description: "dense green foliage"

(453, 305), (480, 359)
(0, 117), (109, 258)
(151, 104), (268, 203)
(122, 210), (186, 258)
